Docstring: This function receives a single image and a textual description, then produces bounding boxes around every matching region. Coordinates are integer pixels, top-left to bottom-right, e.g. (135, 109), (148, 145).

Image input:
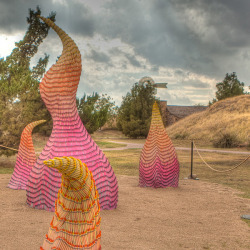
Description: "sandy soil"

(0, 174), (250, 250)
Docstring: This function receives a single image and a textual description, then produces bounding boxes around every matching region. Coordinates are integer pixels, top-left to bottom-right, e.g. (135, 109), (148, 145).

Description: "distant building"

(160, 100), (208, 126)
(101, 100), (208, 130)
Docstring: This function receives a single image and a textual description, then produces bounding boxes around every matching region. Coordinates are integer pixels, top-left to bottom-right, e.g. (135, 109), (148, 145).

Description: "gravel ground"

(0, 174), (250, 250)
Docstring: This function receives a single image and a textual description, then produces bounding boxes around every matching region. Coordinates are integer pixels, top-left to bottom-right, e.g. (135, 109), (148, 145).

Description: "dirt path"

(105, 141), (250, 155)
(0, 174), (250, 250)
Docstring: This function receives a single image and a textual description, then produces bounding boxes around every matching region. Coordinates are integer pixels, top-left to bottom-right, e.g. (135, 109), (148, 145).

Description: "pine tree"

(0, 7), (56, 156)
(209, 72), (246, 105)
(117, 82), (158, 138)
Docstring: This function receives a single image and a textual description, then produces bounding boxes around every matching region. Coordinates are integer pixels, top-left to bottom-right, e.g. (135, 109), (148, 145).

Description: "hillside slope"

(166, 95), (250, 144)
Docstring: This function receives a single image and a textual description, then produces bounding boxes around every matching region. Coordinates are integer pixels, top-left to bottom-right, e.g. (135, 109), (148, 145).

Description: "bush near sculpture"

(213, 133), (240, 148)
(0, 7), (55, 156)
(117, 82), (159, 138)
(77, 93), (117, 134)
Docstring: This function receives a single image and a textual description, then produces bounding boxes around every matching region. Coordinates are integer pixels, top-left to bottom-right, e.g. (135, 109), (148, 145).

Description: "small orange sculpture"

(7, 120), (46, 190)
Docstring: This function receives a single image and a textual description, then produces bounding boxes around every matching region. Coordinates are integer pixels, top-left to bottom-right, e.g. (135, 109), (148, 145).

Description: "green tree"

(77, 93), (117, 134)
(209, 72), (246, 105)
(117, 82), (158, 138)
(0, 7), (56, 156)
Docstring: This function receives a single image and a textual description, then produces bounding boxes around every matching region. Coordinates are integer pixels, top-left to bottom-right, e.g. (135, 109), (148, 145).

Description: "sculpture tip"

(44, 159), (53, 167)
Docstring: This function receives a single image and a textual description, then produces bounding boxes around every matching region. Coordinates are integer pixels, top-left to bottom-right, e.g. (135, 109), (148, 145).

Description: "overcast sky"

(1, 0), (250, 106)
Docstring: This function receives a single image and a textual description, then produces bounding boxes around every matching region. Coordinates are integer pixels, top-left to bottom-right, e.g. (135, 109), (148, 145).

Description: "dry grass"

(92, 129), (125, 139)
(1, 131), (250, 226)
(94, 140), (126, 148)
(104, 147), (250, 198)
(177, 149), (250, 198)
(242, 218), (250, 227)
(105, 149), (141, 176)
(32, 134), (49, 152)
(0, 155), (16, 174)
(1, 129), (249, 198)
(167, 95), (250, 144)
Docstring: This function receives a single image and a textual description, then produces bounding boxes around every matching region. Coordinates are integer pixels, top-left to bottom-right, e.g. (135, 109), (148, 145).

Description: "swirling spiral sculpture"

(26, 16), (118, 211)
(139, 102), (179, 187)
(40, 157), (101, 250)
(7, 120), (46, 190)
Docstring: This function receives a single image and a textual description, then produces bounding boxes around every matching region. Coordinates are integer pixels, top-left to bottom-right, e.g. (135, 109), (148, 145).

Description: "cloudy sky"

(1, 0), (250, 106)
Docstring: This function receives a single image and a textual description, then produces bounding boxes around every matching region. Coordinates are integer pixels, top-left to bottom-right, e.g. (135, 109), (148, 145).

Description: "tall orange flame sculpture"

(26, 16), (118, 211)
(139, 102), (179, 187)
(40, 157), (101, 250)
(7, 120), (46, 190)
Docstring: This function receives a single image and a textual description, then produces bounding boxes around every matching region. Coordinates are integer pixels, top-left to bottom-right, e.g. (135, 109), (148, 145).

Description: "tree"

(117, 82), (158, 138)
(77, 93), (117, 134)
(209, 72), (246, 105)
(0, 7), (56, 156)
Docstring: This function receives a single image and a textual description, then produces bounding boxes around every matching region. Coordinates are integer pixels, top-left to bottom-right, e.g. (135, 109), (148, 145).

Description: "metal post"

(191, 141), (193, 179)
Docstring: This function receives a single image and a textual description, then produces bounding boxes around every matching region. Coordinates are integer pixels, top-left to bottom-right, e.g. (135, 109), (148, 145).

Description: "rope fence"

(193, 141), (250, 173)
(0, 144), (18, 152)
(1, 142), (249, 172)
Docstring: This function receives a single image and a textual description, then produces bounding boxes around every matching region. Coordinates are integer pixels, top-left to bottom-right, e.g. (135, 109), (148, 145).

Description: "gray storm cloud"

(1, 0), (249, 106)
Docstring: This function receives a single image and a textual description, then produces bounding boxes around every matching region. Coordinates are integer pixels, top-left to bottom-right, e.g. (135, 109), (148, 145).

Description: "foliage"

(77, 93), (117, 134)
(194, 103), (205, 107)
(174, 132), (189, 140)
(212, 133), (239, 148)
(209, 72), (246, 106)
(117, 82), (158, 138)
(0, 7), (56, 156)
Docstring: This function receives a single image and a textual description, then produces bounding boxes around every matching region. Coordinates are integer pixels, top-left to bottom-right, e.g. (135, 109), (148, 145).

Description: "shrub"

(174, 133), (189, 139)
(213, 133), (239, 148)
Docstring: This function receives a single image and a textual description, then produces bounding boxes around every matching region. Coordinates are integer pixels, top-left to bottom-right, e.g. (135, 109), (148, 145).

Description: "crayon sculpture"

(26, 16), (118, 211)
(139, 102), (179, 187)
(7, 120), (46, 190)
(40, 157), (101, 250)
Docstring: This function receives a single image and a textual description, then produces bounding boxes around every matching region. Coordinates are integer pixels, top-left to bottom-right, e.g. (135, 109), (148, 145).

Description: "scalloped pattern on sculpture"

(26, 16), (118, 211)
(139, 102), (179, 188)
(40, 157), (101, 250)
(7, 120), (46, 190)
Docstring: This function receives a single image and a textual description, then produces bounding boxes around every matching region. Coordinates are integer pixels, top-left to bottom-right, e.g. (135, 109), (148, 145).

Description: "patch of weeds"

(0, 167), (14, 174)
(213, 133), (239, 148)
(241, 218), (250, 228)
(174, 132), (189, 139)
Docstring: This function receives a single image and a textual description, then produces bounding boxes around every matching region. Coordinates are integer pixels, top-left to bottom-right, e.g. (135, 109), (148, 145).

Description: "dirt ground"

(1, 174), (250, 250)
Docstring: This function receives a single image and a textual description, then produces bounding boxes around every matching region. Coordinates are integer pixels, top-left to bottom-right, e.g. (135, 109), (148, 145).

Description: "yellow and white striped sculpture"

(40, 157), (101, 250)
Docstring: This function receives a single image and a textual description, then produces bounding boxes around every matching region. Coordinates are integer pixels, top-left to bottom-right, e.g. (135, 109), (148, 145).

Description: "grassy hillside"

(167, 95), (250, 145)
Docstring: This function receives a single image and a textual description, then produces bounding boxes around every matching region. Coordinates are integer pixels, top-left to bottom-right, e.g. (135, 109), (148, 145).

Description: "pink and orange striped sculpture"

(40, 157), (101, 250)
(26, 16), (118, 211)
(7, 120), (46, 190)
(139, 101), (179, 187)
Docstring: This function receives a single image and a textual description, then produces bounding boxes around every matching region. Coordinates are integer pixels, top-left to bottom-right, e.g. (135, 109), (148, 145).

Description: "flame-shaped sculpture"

(139, 102), (179, 187)
(40, 157), (101, 250)
(7, 120), (46, 190)
(26, 16), (118, 211)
